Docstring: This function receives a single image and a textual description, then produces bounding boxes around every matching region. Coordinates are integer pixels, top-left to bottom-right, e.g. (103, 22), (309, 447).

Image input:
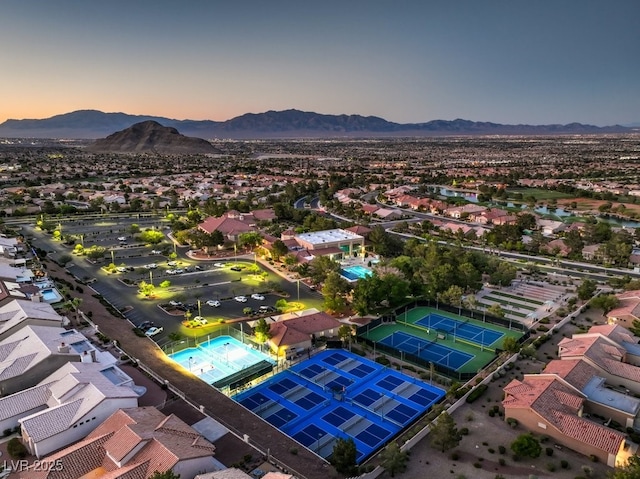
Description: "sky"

(2, 0), (639, 126)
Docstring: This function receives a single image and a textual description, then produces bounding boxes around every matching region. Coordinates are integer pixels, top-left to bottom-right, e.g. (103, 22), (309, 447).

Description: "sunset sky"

(2, 0), (638, 126)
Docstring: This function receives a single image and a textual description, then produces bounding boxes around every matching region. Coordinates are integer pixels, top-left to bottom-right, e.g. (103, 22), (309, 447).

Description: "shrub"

(473, 462), (482, 468)
(546, 447), (554, 456)
(560, 459), (569, 469)
(7, 438), (27, 458)
(450, 451), (459, 460)
(498, 445), (506, 454)
(3, 428), (11, 437)
(546, 463), (556, 471)
(498, 458), (506, 466)
(459, 427), (469, 436)
(466, 384), (488, 403)
(506, 417), (518, 428)
(289, 447), (298, 455)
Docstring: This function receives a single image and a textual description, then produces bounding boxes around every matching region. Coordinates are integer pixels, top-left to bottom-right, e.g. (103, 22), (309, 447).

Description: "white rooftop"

(18, 362), (139, 442)
(0, 325), (114, 383)
(295, 228), (364, 246)
(0, 299), (61, 336)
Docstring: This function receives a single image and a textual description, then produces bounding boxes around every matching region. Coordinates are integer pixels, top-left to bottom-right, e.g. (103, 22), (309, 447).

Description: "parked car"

(169, 300), (182, 307)
(116, 266), (127, 273)
(259, 305), (276, 312)
(193, 316), (208, 325)
(144, 263), (158, 269)
(174, 269), (184, 274)
(251, 293), (265, 301)
(151, 250), (162, 255)
(166, 269), (176, 275)
(184, 303), (197, 311)
(138, 321), (154, 331)
(167, 261), (177, 267)
(194, 265), (203, 271)
(230, 266), (243, 272)
(206, 300), (221, 307)
(234, 296), (248, 303)
(145, 326), (164, 337)
(117, 236), (127, 241)
(214, 263), (225, 268)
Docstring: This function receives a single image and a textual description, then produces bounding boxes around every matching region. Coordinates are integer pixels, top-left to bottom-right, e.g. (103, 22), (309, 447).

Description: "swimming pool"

(340, 265), (373, 281)
(41, 288), (63, 303)
(168, 336), (274, 389)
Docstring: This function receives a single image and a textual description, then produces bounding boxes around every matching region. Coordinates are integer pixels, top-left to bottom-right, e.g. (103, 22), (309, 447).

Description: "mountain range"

(0, 109), (634, 139)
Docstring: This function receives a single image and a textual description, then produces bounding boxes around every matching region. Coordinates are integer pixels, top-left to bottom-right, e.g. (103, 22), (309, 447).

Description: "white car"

(169, 300), (182, 307)
(193, 316), (208, 325)
(144, 263), (158, 269)
(167, 261), (177, 267)
(117, 236), (127, 241)
(234, 296), (248, 303)
(116, 266), (127, 273)
(251, 293), (265, 301)
(145, 326), (163, 337)
(206, 300), (221, 307)
(214, 263), (225, 268)
(174, 269), (184, 274)
(151, 250), (162, 255)
(166, 269), (176, 275)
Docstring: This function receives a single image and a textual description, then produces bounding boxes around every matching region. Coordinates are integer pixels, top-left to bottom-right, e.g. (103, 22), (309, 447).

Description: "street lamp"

(188, 356), (194, 372)
(149, 270), (153, 286)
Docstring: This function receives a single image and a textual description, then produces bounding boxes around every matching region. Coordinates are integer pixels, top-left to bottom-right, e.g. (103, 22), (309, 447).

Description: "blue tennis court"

(380, 331), (473, 370)
(234, 349), (446, 464)
(415, 313), (503, 347)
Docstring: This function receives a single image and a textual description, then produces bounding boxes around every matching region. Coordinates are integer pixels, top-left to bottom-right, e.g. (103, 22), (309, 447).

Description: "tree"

(138, 281), (155, 297)
(338, 324), (354, 348)
(591, 294), (619, 315)
(322, 271), (350, 313)
(254, 318), (272, 349)
(149, 471), (180, 479)
(159, 280), (171, 288)
(86, 245), (107, 261)
(238, 231), (263, 250)
(502, 336), (519, 354)
(576, 279), (597, 300)
(271, 239), (289, 261)
(330, 437), (358, 475)
(609, 454), (640, 479)
(429, 412), (461, 453)
(138, 229), (165, 244)
(487, 303), (505, 319)
(380, 441), (409, 477)
(510, 433), (541, 458)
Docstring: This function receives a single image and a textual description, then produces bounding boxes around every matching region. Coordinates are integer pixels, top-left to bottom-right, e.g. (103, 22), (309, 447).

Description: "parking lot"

(25, 220), (323, 347)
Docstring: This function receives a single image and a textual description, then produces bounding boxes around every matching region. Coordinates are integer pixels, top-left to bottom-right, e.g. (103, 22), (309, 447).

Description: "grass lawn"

(507, 187), (573, 201)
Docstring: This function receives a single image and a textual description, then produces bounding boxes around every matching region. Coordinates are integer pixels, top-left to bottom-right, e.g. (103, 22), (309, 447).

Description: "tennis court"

(167, 335), (274, 388)
(414, 313), (504, 347)
(233, 349), (445, 463)
(379, 331), (473, 370)
(360, 306), (524, 376)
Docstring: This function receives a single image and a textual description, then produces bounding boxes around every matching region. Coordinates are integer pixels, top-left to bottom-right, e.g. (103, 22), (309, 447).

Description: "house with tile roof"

(22, 406), (218, 479)
(198, 215), (255, 242)
(502, 323), (640, 465)
(606, 290), (640, 329)
(1, 361), (140, 458)
(265, 311), (342, 358)
(0, 298), (63, 341)
(556, 325), (640, 395)
(502, 374), (628, 465)
(0, 325), (116, 396)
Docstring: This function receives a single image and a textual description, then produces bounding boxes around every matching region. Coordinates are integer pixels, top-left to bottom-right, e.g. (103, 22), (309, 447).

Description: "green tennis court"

(360, 306), (524, 376)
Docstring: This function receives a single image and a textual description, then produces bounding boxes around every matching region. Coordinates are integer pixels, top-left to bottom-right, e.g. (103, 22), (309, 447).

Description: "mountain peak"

(86, 120), (218, 154)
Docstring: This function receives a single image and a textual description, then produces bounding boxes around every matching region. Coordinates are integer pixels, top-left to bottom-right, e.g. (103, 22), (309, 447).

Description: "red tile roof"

(269, 312), (341, 347)
(503, 376), (624, 454)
